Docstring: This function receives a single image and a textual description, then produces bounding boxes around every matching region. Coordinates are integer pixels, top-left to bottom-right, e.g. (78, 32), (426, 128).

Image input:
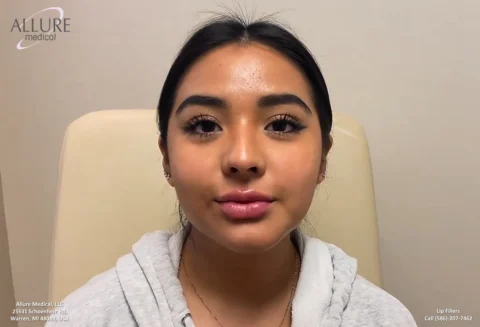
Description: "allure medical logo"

(10, 7), (71, 50)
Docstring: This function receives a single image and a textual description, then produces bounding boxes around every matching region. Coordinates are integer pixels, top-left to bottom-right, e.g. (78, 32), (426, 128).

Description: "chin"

(216, 223), (290, 254)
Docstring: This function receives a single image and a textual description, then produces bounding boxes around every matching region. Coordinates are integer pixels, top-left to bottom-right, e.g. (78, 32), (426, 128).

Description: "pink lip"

(215, 189), (274, 220)
(217, 201), (273, 220)
(216, 189), (274, 203)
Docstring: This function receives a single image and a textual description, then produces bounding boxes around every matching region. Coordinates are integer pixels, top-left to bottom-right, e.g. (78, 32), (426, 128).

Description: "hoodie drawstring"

(182, 313), (195, 327)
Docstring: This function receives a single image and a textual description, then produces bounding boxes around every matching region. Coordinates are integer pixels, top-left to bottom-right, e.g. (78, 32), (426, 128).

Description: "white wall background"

(1, 1), (479, 326)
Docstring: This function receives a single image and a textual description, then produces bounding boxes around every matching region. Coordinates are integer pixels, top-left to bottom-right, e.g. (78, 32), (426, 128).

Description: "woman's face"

(160, 43), (329, 253)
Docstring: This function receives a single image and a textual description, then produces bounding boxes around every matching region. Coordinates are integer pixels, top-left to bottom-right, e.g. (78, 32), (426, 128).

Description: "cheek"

(270, 143), (322, 216)
(168, 139), (216, 211)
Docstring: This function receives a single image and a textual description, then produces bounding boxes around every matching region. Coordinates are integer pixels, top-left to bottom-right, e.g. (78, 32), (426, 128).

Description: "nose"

(221, 124), (266, 181)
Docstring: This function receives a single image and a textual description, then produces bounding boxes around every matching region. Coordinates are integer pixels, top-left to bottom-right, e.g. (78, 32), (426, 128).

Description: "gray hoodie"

(45, 229), (417, 326)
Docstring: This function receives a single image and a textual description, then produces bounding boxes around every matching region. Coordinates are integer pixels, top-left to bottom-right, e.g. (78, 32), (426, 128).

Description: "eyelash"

(183, 115), (219, 138)
(182, 113), (306, 138)
(269, 114), (307, 135)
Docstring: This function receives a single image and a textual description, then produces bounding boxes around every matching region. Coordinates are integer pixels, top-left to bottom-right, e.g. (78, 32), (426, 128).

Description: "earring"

(164, 171), (171, 180)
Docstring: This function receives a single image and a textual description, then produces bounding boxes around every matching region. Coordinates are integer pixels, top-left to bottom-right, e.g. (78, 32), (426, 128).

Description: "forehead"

(174, 43), (313, 105)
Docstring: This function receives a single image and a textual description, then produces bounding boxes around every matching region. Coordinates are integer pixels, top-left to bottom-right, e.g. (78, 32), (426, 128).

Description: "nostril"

(229, 166), (258, 174)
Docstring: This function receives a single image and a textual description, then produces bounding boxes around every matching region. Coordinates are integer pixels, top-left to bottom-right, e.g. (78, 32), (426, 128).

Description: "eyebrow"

(174, 93), (312, 116)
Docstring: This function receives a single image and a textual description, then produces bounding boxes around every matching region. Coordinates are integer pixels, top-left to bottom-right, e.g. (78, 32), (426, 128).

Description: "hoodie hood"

(116, 228), (358, 327)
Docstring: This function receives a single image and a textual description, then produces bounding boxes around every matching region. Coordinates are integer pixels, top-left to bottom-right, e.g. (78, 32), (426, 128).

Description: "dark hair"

(156, 12), (333, 234)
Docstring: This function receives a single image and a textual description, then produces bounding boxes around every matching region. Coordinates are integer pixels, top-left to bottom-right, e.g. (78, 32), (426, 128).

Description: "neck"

(179, 226), (300, 308)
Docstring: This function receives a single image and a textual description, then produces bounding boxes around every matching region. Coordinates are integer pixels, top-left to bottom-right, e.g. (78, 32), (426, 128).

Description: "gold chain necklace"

(182, 251), (300, 327)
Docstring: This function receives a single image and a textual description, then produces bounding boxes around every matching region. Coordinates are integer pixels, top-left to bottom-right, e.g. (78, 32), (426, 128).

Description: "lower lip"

(217, 201), (273, 220)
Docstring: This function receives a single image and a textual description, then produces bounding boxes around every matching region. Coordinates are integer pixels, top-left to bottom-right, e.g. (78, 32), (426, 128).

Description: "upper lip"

(215, 190), (274, 203)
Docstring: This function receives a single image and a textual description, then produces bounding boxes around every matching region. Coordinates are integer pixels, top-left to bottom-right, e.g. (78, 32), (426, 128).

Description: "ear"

(317, 135), (334, 184)
(158, 136), (175, 187)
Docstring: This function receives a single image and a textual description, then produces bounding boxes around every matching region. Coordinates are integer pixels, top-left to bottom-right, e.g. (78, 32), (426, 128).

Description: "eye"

(183, 115), (222, 138)
(265, 114), (306, 135)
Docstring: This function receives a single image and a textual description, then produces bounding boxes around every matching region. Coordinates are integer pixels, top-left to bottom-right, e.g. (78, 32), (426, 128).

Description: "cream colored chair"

(48, 109), (382, 302)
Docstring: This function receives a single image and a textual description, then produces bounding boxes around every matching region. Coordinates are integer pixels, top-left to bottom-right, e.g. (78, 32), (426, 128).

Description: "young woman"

(47, 13), (417, 327)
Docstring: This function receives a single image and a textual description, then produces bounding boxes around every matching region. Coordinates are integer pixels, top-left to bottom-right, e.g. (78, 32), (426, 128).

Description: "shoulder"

(45, 259), (132, 326)
(344, 275), (418, 326)
(45, 230), (176, 327)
